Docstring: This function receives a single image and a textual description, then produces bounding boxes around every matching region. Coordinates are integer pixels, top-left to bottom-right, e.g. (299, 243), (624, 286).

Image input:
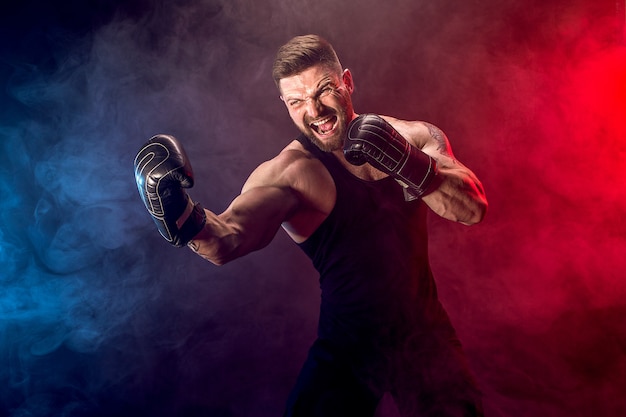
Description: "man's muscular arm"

(344, 114), (487, 225)
(187, 153), (302, 266)
(188, 185), (299, 265)
(403, 119), (487, 225)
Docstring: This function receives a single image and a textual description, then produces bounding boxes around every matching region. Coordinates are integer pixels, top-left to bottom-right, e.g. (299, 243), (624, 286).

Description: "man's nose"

(304, 96), (323, 117)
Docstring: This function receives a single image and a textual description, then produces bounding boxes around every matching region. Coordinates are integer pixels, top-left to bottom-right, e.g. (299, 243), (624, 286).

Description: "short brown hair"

(272, 34), (342, 88)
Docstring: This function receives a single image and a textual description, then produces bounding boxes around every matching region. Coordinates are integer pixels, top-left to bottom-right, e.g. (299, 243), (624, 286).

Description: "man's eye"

(320, 87), (334, 96)
(288, 100), (302, 107)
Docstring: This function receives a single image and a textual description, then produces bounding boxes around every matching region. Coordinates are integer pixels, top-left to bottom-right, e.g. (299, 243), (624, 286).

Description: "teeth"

(312, 116), (333, 126)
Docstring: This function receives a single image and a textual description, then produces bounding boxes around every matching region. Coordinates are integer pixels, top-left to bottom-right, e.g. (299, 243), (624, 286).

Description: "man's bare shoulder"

(242, 138), (336, 241)
(267, 139), (321, 177)
(242, 139), (327, 191)
(278, 139), (314, 163)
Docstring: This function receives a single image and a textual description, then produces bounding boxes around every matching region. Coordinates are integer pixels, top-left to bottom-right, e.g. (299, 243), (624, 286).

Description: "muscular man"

(134, 34), (488, 416)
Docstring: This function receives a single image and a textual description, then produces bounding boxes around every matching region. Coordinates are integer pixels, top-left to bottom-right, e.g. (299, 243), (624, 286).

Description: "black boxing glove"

(344, 114), (438, 200)
(134, 134), (206, 247)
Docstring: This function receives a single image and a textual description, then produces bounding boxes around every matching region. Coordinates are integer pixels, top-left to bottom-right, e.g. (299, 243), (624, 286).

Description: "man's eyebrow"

(283, 76), (336, 100)
(310, 77), (337, 96)
(316, 76), (335, 88)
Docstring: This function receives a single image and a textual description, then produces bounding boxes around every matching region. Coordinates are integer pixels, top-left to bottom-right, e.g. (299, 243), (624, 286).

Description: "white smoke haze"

(0, 0), (624, 416)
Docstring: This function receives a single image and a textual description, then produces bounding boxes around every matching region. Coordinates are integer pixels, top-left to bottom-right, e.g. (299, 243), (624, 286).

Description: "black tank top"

(296, 135), (451, 348)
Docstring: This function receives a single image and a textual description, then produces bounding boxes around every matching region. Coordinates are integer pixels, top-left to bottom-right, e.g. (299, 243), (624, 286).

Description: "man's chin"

(305, 131), (342, 153)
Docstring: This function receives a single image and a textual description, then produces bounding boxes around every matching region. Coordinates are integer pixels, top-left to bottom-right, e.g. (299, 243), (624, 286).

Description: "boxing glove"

(344, 114), (438, 200)
(134, 134), (206, 247)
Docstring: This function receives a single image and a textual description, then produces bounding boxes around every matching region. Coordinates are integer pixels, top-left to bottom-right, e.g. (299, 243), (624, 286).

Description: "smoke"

(0, 0), (624, 416)
(423, 2), (626, 416)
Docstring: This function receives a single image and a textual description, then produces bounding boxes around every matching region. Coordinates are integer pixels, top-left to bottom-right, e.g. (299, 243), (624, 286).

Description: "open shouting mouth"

(310, 115), (338, 136)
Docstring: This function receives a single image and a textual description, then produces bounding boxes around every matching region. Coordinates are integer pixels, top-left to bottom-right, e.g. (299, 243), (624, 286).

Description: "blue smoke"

(0, 1), (320, 415)
(0, 2), (205, 415)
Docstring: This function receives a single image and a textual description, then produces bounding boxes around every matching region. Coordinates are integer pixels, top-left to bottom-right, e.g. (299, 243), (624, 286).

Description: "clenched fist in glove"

(134, 134), (206, 247)
(344, 114), (438, 200)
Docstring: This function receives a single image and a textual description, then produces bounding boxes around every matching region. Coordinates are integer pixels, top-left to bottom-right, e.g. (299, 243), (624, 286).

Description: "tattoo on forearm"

(425, 123), (447, 152)
(425, 122), (459, 164)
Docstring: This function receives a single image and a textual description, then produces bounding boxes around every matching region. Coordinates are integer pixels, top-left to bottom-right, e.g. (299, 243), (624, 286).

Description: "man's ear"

(342, 69), (355, 94)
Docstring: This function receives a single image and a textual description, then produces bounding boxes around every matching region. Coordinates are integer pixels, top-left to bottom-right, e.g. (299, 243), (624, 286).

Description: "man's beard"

(304, 128), (343, 153)
(301, 103), (352, 153)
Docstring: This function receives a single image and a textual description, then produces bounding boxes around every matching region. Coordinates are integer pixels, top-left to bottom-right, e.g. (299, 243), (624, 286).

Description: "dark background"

(0, 0), (625, 416)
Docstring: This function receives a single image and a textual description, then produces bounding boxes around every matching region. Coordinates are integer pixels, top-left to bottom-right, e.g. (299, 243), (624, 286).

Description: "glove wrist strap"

(175, 201), (206, 247)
